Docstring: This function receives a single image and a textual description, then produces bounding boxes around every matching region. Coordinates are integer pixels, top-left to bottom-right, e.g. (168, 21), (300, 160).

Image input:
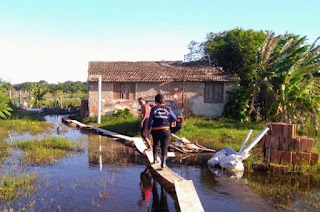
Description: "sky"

(0, 0), (319, 84)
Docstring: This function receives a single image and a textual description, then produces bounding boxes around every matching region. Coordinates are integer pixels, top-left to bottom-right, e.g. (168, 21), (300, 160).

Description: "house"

(87, 61), (239, 118)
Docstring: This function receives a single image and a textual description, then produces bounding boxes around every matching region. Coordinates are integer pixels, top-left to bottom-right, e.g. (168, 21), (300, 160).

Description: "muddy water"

(1, 115), (320, 211)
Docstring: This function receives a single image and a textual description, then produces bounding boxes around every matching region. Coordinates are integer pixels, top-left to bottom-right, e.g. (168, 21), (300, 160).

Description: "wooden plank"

(145, 150), (184, 184)
(63, 118), (204, 212)
(90, 126), (134, 141)
(132, 137), (147, 154)
(175, 180), (204, 212)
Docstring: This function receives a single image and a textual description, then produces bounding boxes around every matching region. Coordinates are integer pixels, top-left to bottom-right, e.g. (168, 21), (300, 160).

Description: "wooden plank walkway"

(62, 117), (205, 212)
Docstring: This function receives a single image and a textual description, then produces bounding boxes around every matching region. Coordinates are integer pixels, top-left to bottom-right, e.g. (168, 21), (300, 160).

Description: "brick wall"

(255, 122), (319, 172)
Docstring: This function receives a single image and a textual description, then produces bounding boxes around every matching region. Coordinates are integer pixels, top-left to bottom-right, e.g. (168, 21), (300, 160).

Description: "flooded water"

(1, 115), (320, 211)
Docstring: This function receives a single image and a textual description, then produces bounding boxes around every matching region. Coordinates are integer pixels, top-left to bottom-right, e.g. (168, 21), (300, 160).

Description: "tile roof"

(88, 61), (239, 82)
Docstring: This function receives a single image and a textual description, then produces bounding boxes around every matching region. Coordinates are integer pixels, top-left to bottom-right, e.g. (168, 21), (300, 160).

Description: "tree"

(0, 80), (12, 118)
(252, 33), (320, 124)
(205, 28), (266, 88)
(30, 83), (48, 108)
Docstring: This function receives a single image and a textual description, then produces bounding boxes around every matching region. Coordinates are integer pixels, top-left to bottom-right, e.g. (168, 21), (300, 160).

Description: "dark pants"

(140, 118), (150, 141)
(151, 129), (170, 158)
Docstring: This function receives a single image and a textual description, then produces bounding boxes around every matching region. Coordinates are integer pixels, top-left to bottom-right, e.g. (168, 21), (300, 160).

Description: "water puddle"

(1, 115), (320, 211)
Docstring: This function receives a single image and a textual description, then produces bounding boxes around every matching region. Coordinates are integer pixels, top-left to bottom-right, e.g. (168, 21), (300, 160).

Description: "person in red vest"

(138, 97), (152, 149)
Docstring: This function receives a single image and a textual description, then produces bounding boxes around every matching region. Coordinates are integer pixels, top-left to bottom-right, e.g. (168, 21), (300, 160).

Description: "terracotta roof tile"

(88, 61), (239, 82)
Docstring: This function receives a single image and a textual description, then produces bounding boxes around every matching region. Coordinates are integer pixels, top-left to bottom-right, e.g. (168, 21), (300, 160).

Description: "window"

(204, 82), (224, 103)
(113, 83), (135, 100)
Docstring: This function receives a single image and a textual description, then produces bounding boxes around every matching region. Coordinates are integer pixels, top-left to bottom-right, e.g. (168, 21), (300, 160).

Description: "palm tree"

(30, 83), (47, 108)
(253, 33), (320, 124)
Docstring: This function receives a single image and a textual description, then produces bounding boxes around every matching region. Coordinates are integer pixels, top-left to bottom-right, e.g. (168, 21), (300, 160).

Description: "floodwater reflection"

(88, 134), (145, 167)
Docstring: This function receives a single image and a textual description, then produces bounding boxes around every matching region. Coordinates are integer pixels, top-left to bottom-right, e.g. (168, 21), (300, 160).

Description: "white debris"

(207, 127), (270, 172)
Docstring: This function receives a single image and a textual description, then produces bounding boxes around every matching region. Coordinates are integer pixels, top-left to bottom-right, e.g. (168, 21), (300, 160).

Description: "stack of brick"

(257, 122), (319, 167)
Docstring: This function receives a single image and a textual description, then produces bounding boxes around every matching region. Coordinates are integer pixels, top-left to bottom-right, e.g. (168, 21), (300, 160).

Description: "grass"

(176, 117), (266, 151)
(13, 137), (82, 165)
(243, 173), (320, 210)
(0, 172), (37, 202)
(0, 140), (9, 164)
(0, 119), (52, 138)
(83, 112), (140, 137)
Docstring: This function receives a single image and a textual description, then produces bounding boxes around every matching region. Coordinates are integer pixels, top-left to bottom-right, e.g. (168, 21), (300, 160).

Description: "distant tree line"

(14, 80), (88, 93)
(0, 80), (88, 115)
(187, 28), (320, 132)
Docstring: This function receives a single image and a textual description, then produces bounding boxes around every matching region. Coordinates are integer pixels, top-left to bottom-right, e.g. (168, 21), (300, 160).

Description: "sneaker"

(152, 160), (160, 164)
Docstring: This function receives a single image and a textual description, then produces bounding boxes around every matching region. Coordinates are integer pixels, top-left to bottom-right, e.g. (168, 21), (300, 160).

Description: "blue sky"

(0, 0), (319, 83)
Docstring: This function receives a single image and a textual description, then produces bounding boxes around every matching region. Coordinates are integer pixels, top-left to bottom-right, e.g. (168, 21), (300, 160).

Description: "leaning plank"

(132, 137), (148, 154)
(175, 180), (204, 212)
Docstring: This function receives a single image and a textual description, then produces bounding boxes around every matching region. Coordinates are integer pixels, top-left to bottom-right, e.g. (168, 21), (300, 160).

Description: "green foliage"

(0, 83), (12, 119)
(0, 119), (51, 138)
(176, 117), (265, 150)
(83, 109), (140, 136)
(112, 108), (133, 118)
(223, 87), (250, 121)
(29, 83), (48, 108)
(205, 28), (266, 87)
(0, 140), (9, 163)
(252, 33), (320, 123)
(13, 137), (82, 165)
(0, 172), (37, 201)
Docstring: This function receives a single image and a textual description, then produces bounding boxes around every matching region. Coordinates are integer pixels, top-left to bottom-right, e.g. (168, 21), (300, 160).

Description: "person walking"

(148, 94), (177, 169)
(138, 97), (152, 149)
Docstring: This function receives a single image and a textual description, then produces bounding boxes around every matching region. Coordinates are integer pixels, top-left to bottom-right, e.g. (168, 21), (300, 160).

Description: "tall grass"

(0, 172), (37, 201)
(0, 119), (52, 138)
(176, 117), (266, 151)
(13, 137), (82, 165)
(0, 140), (9, 163)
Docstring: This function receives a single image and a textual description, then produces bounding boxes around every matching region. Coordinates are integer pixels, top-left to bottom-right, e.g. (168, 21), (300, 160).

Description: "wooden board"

(90, 126), (134, 141)
(175, 180), (204, 212)
(145, 150), (184, 184)
(132, 137), (147, 154)
(63, 118), (204, 211)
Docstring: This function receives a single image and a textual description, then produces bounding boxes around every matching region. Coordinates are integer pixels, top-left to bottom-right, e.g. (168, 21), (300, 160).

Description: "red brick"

(270, 137), (280, 150)
(270, 150), (282, 164)
(281, 151), (292, 165)
(285, 137), (296, 151)
(280, 142), (289, 151)
(310, 152), (319, 165)
(295, 138), (301, 153)
(264, 135), (271, 148)
(258, 135), (266, 149)
(288, 124), (296, 138)
(252, 163), (268, 172)
(283, 124), (289, 138)
(306, 139), (314, 153)
(294, 152), (311, 166)
(300, 137), (308, 152)
(271, 123), (284, 137)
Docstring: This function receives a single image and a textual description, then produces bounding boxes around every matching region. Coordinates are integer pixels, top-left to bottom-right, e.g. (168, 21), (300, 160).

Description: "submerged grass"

(0, 119), (52, 138)
(243, 173), (320, 210)
(0, 172), (37, 202)
(0, 140), (9, 163)
(13, 137), (82, 165)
